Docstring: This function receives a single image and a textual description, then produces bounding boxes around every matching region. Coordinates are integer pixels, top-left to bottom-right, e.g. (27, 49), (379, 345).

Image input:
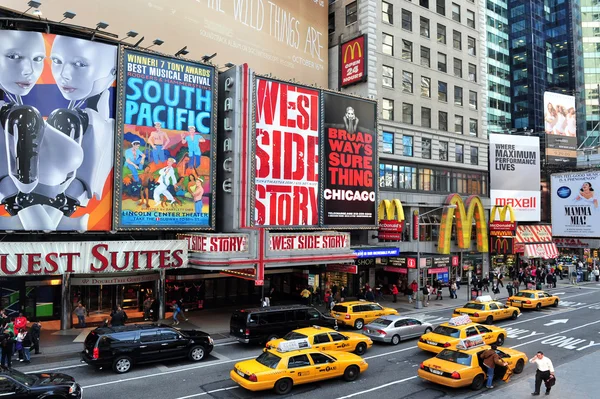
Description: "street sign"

(255, 279), (264, 286)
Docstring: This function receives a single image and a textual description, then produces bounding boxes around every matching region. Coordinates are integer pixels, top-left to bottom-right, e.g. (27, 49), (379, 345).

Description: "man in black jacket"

(29, 319), (42, 355)
(110, 306), (128, 327)
(0, 328), (14, 369)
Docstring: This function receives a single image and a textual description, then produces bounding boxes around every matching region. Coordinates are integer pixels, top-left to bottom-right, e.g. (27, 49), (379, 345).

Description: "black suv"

(0, 368), (82, 398)
(81, 324), (213, 373)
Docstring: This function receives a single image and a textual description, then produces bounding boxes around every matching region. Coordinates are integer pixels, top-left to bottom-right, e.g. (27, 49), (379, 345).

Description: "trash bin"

(583, 271), (589, 282)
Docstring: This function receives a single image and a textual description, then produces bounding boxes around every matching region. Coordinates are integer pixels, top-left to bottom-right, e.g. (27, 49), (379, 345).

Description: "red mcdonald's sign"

(491, 236), (514, 255)
(340, 35), (367, 87)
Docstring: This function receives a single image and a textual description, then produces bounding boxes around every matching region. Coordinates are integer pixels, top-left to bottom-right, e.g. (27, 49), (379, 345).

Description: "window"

(402, 40), (413, 61)
(454, 115), (463, 134)
(454, 86), (463, 106)
(452, 3), (460, 22)
(453, 58), (462, 77)
(313, 334), (331, 344)
(379, 163), (418, 190)
(437, 24), (446, 44)
(453, 30), (462, 50)
(383, 99), (394, 120)
(436, 0), (445, 15)
(439, 141), (448, 161)
(382, 1), (393, 24)
(422, 107), (431, 128)
(465, 327), (478, 337)
(403, 135), (413, 156)
(469, 91), (477, 110)
(383, 65), (394, 88)
(288, 354), (311, 368)
(346, 1), (358, 25)
(0, 378), (17, 394)
(470, 146), (479, 165)
(328, 13), (335, 35)
(402, 71), (413, 93)
(422, 138), (432, 159)
(402, 9), (412, 31)
(438, 81), (447, 102)
(467, 10), (475, 28)
(438, 52), (447, 72)
(439, 111), (448, 131)
(402, 103), (413, 124)
(476, 325), (491, 334)
(159, 330), (179, 341)
(468, 63), (477, 82)
(420, 17), (430, 38)
(421, 46), (431, 67)
(421, 77), (431, 97)
(310, 353), (335, 365)
(455, 144), (463, 162)
(420, 0), (429, 8)
(469, 118), (478, 136)
(330, 332), (346, 342)
(383, 33), (394, 55)
(468, 36), (476, 55)
(382, 132), (394, 153)
(140, 331), (159, 343)
(419, 168), (451, 191)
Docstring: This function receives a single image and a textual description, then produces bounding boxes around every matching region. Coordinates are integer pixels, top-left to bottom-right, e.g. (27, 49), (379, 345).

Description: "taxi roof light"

(448, 315), (472, 326)
(475, 295), (493, 303)
(455, 335), (485, 350)
(276, 338), (311, 353)
(312, 325), (322, 329)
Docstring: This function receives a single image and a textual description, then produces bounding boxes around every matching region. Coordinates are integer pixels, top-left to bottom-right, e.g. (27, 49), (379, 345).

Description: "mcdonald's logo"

(438, 194), (489, 255)
(344, 41), (363, 63)
(340, 35), (367, 87)
(378, 199), (405, 241)
(489, 204), (517, 237)
(491, 236), (513, 255)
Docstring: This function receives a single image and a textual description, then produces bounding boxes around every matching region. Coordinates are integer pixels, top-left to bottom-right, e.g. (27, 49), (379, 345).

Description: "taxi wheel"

(511, 311), (518, 320)
(274, 378), (293, 395)
(496, 334), (505, 346)
(553, 300), (559, 307)
(343, 365), (360, 382)
(536, 303), (542, 311)
(266, 334), (279, 343)
(514, 359), (525, 374)
(424, 327), (432, 334)
(355, 342), (367, 355)
(485, 316), (494, 325)
(391, 335), (401, 345)
(354, 319), (365, 330)
(471, 374), (485, 390)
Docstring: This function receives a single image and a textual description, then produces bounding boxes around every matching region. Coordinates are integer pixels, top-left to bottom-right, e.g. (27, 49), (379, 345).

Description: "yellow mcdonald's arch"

(490, 204), (515, 222)
(378, 199), (405, 222)
(344, 41), (363, 63)
(437, 194), (489, 255)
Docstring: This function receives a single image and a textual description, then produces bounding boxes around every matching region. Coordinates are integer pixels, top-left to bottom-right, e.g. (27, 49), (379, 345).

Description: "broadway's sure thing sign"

(255, 78), (320, 227)
(551, 171), (600, 237)
(322, 93), (377, 226)
(115, 49), (216, 229)
(0, 31), (116, 231)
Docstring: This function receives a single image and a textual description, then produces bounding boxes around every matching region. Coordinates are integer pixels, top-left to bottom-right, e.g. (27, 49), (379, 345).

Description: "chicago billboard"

(4, 0), (328, 87)
(544, 92), (577, 165)
(322, 92), (377, 226)
(339, 35), (367, 87)
(551, 171), (600, 237)
(489, 134), (541, 222)
(254, 77), (320, 227)
(114, 49), (216, 230)
(0, 31), (116, 231)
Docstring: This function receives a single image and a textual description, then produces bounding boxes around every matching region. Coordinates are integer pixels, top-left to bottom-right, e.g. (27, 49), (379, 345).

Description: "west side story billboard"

(114, 48), (217, 230)
(489, 134), (541, 222)
(551, 171), (600, 237)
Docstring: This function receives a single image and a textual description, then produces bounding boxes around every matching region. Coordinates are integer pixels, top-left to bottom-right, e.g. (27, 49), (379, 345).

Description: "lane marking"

(364, 345), (417, 360)
(510, 319), (600, 349)
(336, 376), (418, 398)
(174, 386), (239, 399)
(214, 341), (238, 347)
(26, 364), (87, 374)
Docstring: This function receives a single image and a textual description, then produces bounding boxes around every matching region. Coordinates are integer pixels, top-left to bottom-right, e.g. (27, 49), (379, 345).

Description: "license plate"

(431, 369), (443, 375)
(236, 369), (244, 377)
(461, 313), (468, 316)
(513, 301), (520, 304)
(334, 313), (340, 317)
(427, 341), (437, 346)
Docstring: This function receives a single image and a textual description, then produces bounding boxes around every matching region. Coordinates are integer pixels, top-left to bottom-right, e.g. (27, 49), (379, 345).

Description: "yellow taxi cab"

(452, 295), (521, 324)
(417, 315), (506, 353)
(418, 335), (528, 390)
(506, 290), (559, 310)
(266, 326), (373, 355)
(331, 301), (398, 330)
(230, 339), (369, 395)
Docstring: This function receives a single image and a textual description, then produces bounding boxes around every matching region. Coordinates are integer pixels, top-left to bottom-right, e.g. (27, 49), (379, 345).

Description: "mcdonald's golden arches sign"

(437, 194), (489, 255)
(340, 35), (367, 87)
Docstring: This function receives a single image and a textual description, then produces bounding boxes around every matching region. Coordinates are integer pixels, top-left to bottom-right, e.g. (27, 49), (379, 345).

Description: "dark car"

(0, 368), (82, 398)
(81, 324), (213, 374)
(230, 304), (337, 345)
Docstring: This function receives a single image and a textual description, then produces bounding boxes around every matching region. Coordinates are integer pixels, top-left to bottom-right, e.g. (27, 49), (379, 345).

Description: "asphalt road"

(22, 285), (600, 399)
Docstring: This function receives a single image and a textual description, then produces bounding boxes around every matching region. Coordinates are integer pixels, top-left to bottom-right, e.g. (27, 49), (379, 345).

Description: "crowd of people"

(0, 310), (42, 369)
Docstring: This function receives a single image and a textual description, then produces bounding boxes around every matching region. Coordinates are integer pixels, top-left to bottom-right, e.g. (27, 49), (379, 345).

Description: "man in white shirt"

(153, 158), (177, 207)
(529, 351), (554, 395)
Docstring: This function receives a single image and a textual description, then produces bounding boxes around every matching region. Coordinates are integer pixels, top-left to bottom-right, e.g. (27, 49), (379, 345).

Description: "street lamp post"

(414, 204), (457, 309)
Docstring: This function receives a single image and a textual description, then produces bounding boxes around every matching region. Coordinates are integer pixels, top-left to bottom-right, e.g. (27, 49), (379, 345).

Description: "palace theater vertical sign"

(340, 35), (367, 88)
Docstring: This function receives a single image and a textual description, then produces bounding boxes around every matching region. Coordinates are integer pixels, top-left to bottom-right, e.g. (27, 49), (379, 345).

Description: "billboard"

(551, 171), (600, 237)
(254, 77), (320, 227)
(3, 0), (328, 87)
(544, 92), (577, 165)
(322, 92), (377, 226)
(340, 35), (367, 87)
(114, 49), (216, 230)
(0, 31), (116, 231)
(489, 134), (541, 222)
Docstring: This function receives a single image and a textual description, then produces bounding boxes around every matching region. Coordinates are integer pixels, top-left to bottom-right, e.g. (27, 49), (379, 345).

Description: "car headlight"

(68, 385), (75, 394)
(208, 337), (214, 345)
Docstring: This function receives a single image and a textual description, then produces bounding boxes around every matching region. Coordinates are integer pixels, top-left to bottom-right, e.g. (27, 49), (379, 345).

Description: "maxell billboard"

(544, 92), (577, 165)
(489, 134), (541, 222)
(551, 171), (600, 237)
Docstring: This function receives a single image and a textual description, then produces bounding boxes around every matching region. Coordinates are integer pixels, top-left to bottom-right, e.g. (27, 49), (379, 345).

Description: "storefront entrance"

(73, 282), (155, 314)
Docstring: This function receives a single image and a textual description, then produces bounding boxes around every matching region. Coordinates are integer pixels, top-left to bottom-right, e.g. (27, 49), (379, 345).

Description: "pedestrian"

(570, 269), (578, 285)
(324, 290), (332, 311)
(410, 280), (418, 303)
(546, 273), (553, 289)
(529, 351), (555, 396)
(422, 284), (430, 305)
(21, 329), (31, 363)
(594, 267), (600, 282)
(300, 287), (311, 305)
(450, 280), (458, 299)
(171, 301), (181, 325)
(435, 280), (443, 300)
(1, 328), (14, 369)
(340, 286), (347, 302)
(334, 289), (342, 304)
(13, 313), (27, 335)
(497, 272), (504, 287)
(480, 344), (508, 389)
(110, 306), (128, 327)
(0, 309), (7, 330)
(506, 282), (514, 297)
(365, 288), (375, 302)
(29, 320), (41, 355)
(150, 298), (160, 321)
(482, 275), (490, 293)
(74, 302), (86, 328)
(15, 328), (24, 361)
(177, 299), (189, 322)
(391, 284), (399, 303)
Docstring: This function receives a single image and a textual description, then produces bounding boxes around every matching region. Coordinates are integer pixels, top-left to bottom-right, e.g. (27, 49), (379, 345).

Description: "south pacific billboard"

(114, 48), (217, 230)
(322, 92), (377, 226)
(0, 31), (116, 231)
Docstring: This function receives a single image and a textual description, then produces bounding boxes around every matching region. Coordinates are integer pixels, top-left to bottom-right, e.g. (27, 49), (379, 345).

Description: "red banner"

(378, 220), (404, 240)
(489, 221), (516, 237)
(255, 78), (320, 227)
(412, 211), (419, 240)
(326, 264), (358, 274)
(384, 266), (408, 274)
(428, 267), (448, 274)
(340, 35), (367, 87)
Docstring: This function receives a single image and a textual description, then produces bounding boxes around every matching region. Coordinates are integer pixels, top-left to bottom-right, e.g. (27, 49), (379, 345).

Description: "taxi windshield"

(513, 292), (535, 298)
(256, 351), (282, 369)
(437, 349), (472, 366)
(432, 326), (461, 338)
(371, 318), (393, 326)
(283, 332), (308, 340)
(463, 303), (485, 310)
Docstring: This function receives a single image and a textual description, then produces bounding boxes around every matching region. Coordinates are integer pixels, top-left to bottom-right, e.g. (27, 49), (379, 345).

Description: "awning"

(524, 243), (559, 259)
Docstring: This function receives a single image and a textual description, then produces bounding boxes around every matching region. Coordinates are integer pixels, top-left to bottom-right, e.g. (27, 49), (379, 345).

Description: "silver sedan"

(362, 315), (433, 345)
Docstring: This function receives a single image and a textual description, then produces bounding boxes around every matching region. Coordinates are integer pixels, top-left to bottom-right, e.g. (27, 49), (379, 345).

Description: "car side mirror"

(15, 386), (27, 394)
(344, 335), (349, 340)
(178, 335), (183, 339)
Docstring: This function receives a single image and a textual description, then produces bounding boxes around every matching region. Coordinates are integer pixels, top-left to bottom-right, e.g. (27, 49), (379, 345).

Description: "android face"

(0, 31), (45, 96)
